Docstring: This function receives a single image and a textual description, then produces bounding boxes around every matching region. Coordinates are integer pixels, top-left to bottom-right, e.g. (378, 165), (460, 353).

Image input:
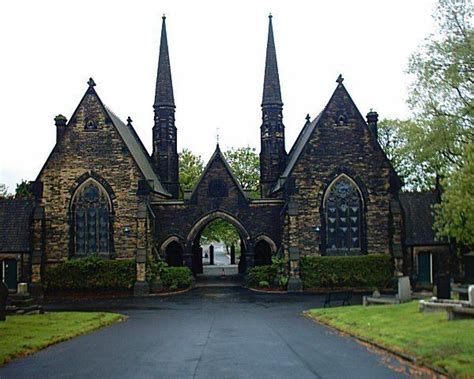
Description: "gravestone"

(209, 245), (214, 265)
(397, 276), (411, 302)
(0, 282), (8, 321)
(17, 283), (29, 295)
(469, 285), (474, 307)
(436, 274), (451, 299)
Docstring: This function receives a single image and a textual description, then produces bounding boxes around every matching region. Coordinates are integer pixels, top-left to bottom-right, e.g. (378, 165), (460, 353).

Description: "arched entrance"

(254, 240), (272, 266)
(186, 211), (252, 275)
(165, 241), (184, 267)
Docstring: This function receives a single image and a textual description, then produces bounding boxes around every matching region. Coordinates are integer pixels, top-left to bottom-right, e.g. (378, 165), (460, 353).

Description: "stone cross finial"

(306, 114), (311, 123)
(336, 74), (344, 84)
(88, 77), (96, 87)
(127, 116), (133, 125)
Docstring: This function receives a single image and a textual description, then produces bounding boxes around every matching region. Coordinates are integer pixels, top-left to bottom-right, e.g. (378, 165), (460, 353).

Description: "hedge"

(245, 265), (277, 287)
(44, 256), (136, 292)
(300, 254), (393, 289)
(160, 267), (193, 289)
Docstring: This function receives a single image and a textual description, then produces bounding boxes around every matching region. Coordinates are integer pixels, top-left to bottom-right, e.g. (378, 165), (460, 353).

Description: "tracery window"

(72, 181), (110, 255)
(325, 176), (363, 254)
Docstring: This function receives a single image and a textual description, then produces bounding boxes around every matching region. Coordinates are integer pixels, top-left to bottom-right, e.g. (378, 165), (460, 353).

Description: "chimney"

(54, 114), (67, 142)
(366, 110), (378, 139)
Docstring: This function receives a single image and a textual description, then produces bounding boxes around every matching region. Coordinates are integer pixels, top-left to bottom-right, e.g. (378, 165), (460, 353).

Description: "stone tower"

(152, 15), (179, 198)
(259, 15), (286, 197)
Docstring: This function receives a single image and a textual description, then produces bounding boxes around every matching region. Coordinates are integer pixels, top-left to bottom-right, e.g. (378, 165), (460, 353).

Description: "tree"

(15, 179), (33, 199)
(407, 0), (473, 172)
(434, 143), (474, 247)
(201, 219), (241, 253)
(378, 118), (437, 191)
(179, 148), (204, 195)
(0, 183), (9, 199)
(224, 146), (260, 195)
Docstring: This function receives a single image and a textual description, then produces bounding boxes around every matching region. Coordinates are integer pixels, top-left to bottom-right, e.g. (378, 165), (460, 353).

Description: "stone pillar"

(30, 206), (44, 298)
(230, 245), (236, 265)
(287, 200), (302, 292)
(209, 244), (214, 265)
(390, 200), (405, 276)
(134, 202), (149, 296)
(244, 240), (254, 273)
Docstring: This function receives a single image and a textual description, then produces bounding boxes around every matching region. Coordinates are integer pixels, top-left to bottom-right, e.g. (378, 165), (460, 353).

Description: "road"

(0, 287), (423, 378)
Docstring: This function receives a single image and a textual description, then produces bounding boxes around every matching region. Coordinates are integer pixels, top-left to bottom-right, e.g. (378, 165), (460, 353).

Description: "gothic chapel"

(3, 15), (417, 295)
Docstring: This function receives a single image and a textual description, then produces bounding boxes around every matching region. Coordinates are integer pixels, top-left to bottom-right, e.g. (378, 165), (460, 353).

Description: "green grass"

(0, 312), (124, 365)
(308, 301), (474, 377)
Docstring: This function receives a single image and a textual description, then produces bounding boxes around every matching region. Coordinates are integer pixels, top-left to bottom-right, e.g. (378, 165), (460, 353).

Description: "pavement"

(0, 286), (431, 379)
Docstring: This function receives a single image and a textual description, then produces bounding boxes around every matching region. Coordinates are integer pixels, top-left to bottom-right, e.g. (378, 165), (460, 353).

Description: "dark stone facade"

(14, 15), (426, 295)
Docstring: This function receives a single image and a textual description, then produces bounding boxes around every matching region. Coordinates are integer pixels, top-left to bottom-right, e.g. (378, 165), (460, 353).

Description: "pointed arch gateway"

(71, 178), (113, 256)
(323, 174), (365, 255)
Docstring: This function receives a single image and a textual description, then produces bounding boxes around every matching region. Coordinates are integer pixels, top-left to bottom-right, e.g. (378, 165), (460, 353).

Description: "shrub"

(258, 280), (270, 288)
(300, 254), (393, 289)
(44, 256), (136, 292)
(245, 265), (277, 287)
(161, 266), (193, 289)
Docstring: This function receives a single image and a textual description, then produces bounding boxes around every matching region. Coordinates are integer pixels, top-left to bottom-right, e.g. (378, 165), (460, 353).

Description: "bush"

(300, 254), (393, 289)
(245, 265), (277, 287)
(161, 267), (193, 289)
(258, 280), (270, 288)
(44, 256), (136, 292)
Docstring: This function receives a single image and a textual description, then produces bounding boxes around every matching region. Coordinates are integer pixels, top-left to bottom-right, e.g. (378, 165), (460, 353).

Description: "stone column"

(287, 200), (302, 292)
(30, 206), (44, 298)
(134, 202), (149, 296)
(390, 200), (405, 276)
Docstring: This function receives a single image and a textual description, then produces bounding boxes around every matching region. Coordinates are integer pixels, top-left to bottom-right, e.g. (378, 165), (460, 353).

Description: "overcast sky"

(0, 0), (436, 192)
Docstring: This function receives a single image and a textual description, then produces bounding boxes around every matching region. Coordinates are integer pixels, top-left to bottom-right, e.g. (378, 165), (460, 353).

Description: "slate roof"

(0, 199), (34, 252)
(105, 107), (171, 196)
(399, 191), (445, 246)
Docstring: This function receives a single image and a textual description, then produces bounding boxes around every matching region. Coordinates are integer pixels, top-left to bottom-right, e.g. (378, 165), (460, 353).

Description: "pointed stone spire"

(154, 15), (175, 108)
(262, 14), (282, 106)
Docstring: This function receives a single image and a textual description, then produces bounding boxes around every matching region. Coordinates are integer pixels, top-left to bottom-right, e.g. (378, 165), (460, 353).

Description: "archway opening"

(254, 240), (272, 266)
(190, 216), (248, 275)
(165, 241), (184, 267)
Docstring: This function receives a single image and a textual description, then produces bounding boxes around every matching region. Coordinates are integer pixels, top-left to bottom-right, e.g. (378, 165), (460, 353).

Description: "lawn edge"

(303, 311), (451, 378)
(1, 312), (127, 366)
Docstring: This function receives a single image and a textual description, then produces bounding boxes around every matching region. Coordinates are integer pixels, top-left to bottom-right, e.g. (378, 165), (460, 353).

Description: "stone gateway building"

(1, 16), (448, 294)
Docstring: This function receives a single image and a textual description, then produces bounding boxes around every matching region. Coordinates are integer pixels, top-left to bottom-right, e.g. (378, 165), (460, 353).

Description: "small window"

(338, 114), (346, 125)
(85, 120), (97, 130)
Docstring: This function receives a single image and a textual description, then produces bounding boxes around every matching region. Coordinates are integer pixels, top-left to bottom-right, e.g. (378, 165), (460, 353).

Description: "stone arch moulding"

(69, 171), (117, 209)
(159, 235), (185, 255)
(322, 173), (365, 209)
(254, 234), (277, 254)
(185, 210), (251, 251)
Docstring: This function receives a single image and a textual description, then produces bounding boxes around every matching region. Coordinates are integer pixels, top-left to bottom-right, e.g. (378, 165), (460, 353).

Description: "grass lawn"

(0, 312), (124, 365)
(307, 301), (474, 377)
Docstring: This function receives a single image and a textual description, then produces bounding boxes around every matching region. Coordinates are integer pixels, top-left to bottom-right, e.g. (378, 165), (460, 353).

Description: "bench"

(324, 290), (353, 307)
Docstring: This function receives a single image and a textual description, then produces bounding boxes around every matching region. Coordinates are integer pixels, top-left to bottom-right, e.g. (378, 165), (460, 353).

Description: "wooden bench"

(324, 290), (353, 307)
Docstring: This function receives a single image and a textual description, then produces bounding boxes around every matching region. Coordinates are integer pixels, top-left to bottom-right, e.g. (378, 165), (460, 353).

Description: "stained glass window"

(73, 182), (110, 255)
(325, 177), (362, 254)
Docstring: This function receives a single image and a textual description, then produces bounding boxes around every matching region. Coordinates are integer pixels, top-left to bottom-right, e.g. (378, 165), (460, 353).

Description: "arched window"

(324, 176), (363, 254)
(72, 181), (111, 255)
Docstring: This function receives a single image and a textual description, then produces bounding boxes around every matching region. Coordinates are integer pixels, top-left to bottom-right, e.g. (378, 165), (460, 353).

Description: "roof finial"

(87, 77), (96, 87)
(336, 74), (344, 84)
(162, 13), (166, 20)
(269, 12), (273, 19)
(306, 114), (311, 123)
(127, 116), (133, 126)
(216, 127), (220, 146)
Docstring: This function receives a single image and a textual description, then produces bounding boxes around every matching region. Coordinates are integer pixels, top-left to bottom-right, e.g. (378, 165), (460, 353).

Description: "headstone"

(469, 285), (474, 307)
(397, 276), (411, 302)
(0, 282), (8, 321)
(436, 274), (451, 299)
(209, 245), (214, 265)
(17, 283), (29, 295)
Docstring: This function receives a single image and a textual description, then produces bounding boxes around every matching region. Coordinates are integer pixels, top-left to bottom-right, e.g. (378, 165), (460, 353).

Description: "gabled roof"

(272, 79), (401, 193)
(190, 144), (248, 201)
(105, 108), (170, 196)
(0, 199), (34, 252)
(399, 191), (446, 246)
(35, 81), (170, 197)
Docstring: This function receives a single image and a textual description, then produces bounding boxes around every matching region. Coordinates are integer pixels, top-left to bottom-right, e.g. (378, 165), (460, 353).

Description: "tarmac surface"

(0, 286), (426, 378)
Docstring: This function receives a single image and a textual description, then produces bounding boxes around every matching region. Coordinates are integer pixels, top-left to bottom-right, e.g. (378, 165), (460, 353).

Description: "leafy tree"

(179, 148), (204, 195)
(0, 183), (9, 199)
(378, 118), (437, 191)
(224, 147), (260, 194)
(434, 143), (474, 247)
(15, 179), (33, 199)
(407, 0), (473, 172)
(201, 218), (240, 253)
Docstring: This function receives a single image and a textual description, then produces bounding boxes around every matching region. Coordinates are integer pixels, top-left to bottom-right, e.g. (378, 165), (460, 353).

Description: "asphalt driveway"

(0, 287), (421, 378)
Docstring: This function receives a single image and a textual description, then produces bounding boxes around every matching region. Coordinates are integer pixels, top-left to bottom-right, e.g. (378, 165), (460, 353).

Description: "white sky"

(0, 0), (436, 192)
